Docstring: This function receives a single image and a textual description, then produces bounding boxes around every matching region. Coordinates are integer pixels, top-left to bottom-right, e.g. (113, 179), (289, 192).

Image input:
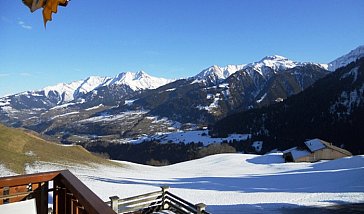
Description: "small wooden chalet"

(283, 138), (352, 162)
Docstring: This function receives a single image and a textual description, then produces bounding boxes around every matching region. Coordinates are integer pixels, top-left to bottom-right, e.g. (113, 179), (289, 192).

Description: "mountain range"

(212, 56), (364, 154)
(0, 45), (363, 153)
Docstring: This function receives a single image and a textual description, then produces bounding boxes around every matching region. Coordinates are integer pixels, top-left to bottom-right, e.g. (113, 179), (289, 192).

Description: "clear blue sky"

(0, 0), (363, 97)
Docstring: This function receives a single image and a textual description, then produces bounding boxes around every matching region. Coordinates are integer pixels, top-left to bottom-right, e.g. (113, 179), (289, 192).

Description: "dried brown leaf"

(42, 0), (68, 27)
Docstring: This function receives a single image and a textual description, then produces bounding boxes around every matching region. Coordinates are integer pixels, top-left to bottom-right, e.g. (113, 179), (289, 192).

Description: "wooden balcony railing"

(107, 186), (209, 214)
(0, 170), (116, 214)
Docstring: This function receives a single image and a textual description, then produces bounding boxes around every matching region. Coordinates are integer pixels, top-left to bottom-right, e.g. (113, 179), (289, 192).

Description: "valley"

(1, 46), (364, 164)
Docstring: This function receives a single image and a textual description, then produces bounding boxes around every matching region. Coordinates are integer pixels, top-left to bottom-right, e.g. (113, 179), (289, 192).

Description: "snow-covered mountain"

(194, 64), (245, 84)
(195, 55), (327, 85)
(1, 46), (363, 145)
(43, 76), (111, 104)
(104, 71), (172, 91)
(244, 55), (301, 76)
(242, 55), (330, 79)
(42, 71), (172, 103)
(328, 45), (364, 71)
(212, 56), (364, 154)
(0, 71), (172, 109)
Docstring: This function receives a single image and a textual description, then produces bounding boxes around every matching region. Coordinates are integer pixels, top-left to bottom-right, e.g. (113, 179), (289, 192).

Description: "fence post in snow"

(161, 186), (170, 209)
(196, 203), (206, 214)
(109, 196), (119, 213)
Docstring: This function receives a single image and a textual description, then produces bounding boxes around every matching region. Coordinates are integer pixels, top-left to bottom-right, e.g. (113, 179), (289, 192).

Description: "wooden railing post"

(53, 179), (66, 214)
(161, 186), (169, 210)
(37, 182), (49, 214)
(109, 196), (119, 213)
(196, 203), (206, 214)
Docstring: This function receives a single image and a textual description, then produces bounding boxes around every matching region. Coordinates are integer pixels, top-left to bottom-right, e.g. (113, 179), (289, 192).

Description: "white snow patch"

(196, 105), (209, 111)
(275, 97), (284, 102)
(207, 93), (221, 112)
(0, 98), (10, 107)
(252, 141), (263, 152)
(206, 94), (213, 99)
(0, 164), (15, 177)
(330, 84), (364, 115)
(341, 67), (359, 83)
(124, 99), (137, 106)
(257, 93), (267, 103)
(50, 102), (76, 110)
(52, 111), (79, 119)
(129, 130), (250, 146)
(85, 104), (104, 111)
(79, 111), (148, 123)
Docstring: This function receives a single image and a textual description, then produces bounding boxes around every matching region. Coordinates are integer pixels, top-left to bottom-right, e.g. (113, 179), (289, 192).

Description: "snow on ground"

(3, 153), (362, 213)
(0, 164), (15, 177)
(51, 111), (80, 119)
(257, 93), (267, 103)
(49, 102), (76, 110)
(129, 130), (250, 145)
(85, 104), (104, 111)
(79, 110), (148, 123)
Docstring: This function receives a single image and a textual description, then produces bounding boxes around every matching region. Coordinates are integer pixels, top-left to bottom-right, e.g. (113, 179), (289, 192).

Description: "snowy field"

(2, 153), (364, 213)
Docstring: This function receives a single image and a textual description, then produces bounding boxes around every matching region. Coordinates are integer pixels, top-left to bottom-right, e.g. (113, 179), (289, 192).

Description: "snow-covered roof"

(304, 139), (326, 152)
(290, 148), (311, 160)
(283, 147), (311, 161)
(282, 147), (297, 154)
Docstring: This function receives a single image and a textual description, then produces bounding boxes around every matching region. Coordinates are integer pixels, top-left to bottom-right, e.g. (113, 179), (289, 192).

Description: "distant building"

(283, 138), (352, 162)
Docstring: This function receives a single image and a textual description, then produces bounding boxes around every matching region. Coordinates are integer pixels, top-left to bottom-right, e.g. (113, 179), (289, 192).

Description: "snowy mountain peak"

(105, 71), (173, 91)
(41, 76), (111, 103)
(328, 45), (364, 71)
(43, 80), (84, 103)
(135, 70), (148, 79)
(195, 64), (245, 82)
(251, 55), (299, 70)
(75, 76), (111, 95)
(261, 55), (288, 61)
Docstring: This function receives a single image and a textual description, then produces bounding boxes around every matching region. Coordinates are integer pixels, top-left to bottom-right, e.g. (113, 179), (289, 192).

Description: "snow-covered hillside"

(2, 153), (363, 213)
(328, 45), (364, 71)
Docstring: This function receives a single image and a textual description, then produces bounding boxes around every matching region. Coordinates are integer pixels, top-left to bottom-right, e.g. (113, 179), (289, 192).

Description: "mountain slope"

(1, 48), (362, 145)
(0, 124), (119, 173)
(1, 57), (327, 142)
(211, 57), (364, 154)
(328, 45), (364, 71)
(194, 64), (245, 85)
(126, 59), (328, 124)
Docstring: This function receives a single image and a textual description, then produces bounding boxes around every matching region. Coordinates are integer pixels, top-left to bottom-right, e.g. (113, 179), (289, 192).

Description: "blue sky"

(0, 0), (363, 97)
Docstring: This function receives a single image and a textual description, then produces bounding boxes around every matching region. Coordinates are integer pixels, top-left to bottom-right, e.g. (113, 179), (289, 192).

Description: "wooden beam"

(57, 170), (116, 214)
(0, 171), (61, 187)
